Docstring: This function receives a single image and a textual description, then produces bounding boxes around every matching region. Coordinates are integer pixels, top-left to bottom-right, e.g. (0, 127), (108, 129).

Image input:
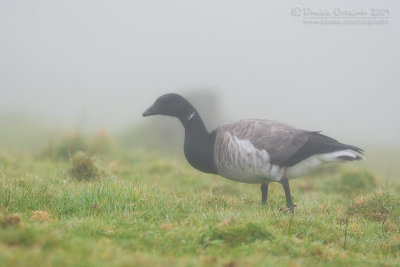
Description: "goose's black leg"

(280, 176), (296, 213)
(260, 182), (269, 205)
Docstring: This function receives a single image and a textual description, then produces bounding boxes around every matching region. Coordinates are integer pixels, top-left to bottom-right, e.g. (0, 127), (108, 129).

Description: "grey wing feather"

(217, 119), (309, 165)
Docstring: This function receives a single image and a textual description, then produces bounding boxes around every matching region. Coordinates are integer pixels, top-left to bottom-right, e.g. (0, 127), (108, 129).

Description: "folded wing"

(217, 119), (363, 167)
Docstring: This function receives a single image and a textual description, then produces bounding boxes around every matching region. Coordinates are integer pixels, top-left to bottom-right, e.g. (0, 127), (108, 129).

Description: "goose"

(142, 93), (364, 213)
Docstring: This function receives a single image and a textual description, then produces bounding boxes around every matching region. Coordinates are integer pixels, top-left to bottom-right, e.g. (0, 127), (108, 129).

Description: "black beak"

(142, 105), (156, 117)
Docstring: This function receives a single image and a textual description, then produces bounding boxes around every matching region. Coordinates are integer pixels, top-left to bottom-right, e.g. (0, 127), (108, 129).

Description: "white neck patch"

(187, 111), (196, 121)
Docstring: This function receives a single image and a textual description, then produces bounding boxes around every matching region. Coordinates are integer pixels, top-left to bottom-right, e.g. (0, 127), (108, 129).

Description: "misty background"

(0, 1), (399, 176)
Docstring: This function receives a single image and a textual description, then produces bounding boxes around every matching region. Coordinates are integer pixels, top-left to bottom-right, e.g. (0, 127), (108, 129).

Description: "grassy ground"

(0, 145), (399, 266)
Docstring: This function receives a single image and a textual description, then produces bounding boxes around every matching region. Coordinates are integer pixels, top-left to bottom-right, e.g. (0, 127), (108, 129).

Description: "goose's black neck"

(178, 108), (217, 175)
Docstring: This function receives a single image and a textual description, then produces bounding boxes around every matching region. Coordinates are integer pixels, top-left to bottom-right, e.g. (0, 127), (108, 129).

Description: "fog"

(1, 1), (399, 148)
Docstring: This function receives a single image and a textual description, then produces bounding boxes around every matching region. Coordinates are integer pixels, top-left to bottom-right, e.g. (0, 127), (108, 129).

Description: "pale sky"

(1, 1), (399, 148)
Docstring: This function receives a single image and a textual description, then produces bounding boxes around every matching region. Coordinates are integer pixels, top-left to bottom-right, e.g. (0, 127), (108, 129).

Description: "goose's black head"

(142, 93), (196, 122)
(143, 93), (216, 174)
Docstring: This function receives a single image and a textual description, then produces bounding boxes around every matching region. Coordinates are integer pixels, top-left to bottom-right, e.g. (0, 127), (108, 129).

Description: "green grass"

(0, 148), (399, 267)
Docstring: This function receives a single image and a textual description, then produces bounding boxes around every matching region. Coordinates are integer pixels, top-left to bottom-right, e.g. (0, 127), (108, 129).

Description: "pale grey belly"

(218, 167), (283, 184)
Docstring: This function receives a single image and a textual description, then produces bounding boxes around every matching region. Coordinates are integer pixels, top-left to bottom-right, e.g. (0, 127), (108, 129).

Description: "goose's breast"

(213, 132), (284, 183)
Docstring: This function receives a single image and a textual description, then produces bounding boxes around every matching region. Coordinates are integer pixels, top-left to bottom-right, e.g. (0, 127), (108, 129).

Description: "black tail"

(308, 132), (364, 155)
(283, 132), (364, 166)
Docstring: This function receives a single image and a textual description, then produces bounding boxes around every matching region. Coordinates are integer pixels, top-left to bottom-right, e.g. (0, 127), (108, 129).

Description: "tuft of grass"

(43, 133), (88, 159)
(68, 151), (99, 181)
(349, 189), (399, 223)
(41, 131), (115, 160)
(149, 160), (175, 174)
(199, 222), (274, 246)
(338, 170), (378, 192)
(321, 169), (378, 195)
(31, 210), (51, 222)
(1, 213), (21, 226)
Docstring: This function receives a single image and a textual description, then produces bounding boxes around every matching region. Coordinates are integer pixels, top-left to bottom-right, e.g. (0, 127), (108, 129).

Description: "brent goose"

(142, 93), (364, 213)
